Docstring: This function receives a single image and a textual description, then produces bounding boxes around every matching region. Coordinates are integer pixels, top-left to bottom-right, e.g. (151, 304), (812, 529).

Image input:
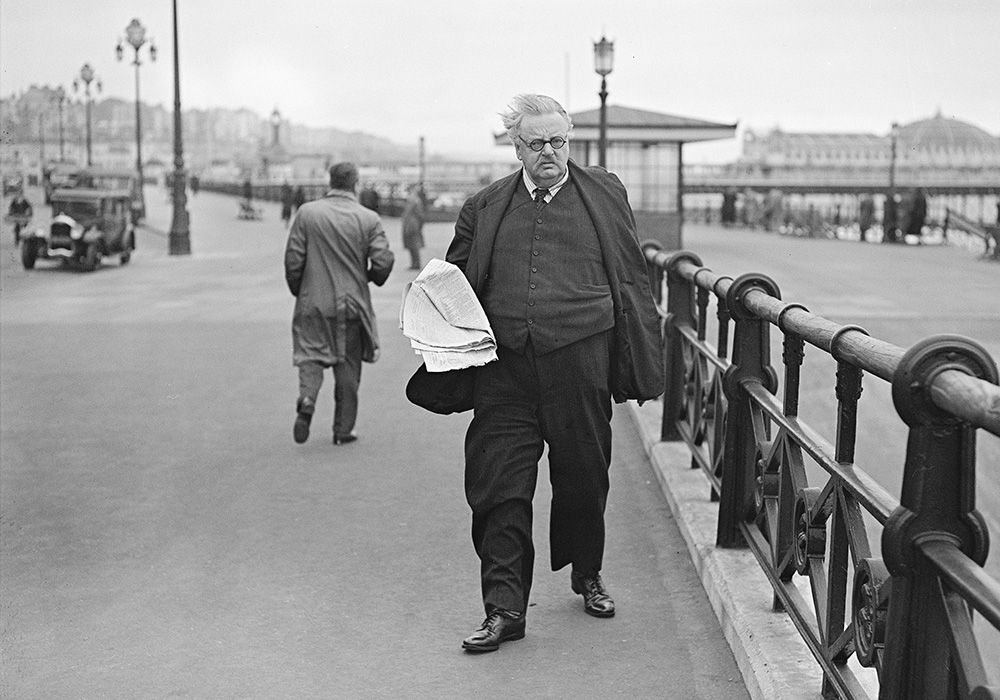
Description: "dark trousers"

(406, 246), (421, 270)
(465, 330), (613, 615)
(297, 320), (363, 437)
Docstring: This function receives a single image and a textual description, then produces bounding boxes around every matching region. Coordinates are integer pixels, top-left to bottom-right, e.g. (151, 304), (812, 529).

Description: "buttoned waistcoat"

(446, 160), (664, 402)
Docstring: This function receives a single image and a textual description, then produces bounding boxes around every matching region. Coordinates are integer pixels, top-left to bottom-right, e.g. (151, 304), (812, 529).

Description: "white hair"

(500, 94), (573, 143)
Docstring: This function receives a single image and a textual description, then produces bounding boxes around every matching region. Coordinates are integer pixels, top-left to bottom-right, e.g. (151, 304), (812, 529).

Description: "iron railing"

(644, 242), (1000, 700)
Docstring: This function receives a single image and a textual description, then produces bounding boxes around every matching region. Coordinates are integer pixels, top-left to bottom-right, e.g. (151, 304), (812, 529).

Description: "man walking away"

(284, 162), (394, 446)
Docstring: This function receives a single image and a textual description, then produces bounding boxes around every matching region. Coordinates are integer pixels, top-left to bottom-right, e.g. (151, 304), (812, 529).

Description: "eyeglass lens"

(526, 137), (566, 151)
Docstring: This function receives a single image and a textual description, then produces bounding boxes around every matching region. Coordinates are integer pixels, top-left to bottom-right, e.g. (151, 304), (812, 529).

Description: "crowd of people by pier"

(715, 186), (930, 242)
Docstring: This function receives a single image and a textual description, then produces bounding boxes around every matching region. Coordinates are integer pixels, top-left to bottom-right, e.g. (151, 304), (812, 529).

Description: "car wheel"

(83, 242), (100, 271)
(20, 240), (37, 270)
(120, 240), (132, 266)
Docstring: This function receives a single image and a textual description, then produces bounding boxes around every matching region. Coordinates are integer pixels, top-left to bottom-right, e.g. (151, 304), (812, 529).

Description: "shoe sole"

(293, 415), (311, 444)
(461, 629), (525, 652)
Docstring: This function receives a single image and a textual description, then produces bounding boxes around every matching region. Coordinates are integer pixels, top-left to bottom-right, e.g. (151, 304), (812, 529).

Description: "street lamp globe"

(79, 63), (95, 86)
(593, 36), (614, 77)
(126, 18), (147, 50)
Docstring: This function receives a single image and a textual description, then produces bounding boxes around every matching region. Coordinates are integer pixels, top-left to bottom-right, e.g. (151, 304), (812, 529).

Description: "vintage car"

(21, 188), (135, 271)
(42, 165), (145, 223)
(75, 167), (146, 224)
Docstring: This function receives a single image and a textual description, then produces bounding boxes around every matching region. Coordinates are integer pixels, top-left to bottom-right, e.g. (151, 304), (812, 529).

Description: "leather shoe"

(461, 610), (525, 652)
(571, 570), (615, 617)
(333, 431), (358, 445)
(293, 397), (315, 444)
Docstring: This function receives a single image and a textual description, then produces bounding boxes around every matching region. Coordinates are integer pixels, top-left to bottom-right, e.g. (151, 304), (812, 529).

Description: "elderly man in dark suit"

(446, 94), (663, 652)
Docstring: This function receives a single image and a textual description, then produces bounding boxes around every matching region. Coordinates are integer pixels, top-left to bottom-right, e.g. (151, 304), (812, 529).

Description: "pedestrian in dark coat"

(292, 186), (306, 214)
(401, 187), (425, 269)
(858, 194), (875, 243)
(358, 184), (381, 213)
(280, 182), (294, 227)
(284, 163), (394, 445)
(883, 193), (899, 243)
(443, 94), (663, 653)
(905, 188), (927, 241)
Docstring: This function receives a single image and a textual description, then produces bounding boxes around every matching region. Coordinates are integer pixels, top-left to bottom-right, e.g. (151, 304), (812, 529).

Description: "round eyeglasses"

(518, 135), (568, 152)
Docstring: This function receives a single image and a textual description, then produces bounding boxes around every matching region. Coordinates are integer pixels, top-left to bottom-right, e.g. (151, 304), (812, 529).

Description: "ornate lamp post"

(117, 18), (155, 217)
(593, 36), (614, 169)
(168, 0), (191, 255)
(73, 63), (101, 166)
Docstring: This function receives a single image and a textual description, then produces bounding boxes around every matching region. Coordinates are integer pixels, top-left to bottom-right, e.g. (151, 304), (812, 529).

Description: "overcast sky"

(1, 0), (997, 163)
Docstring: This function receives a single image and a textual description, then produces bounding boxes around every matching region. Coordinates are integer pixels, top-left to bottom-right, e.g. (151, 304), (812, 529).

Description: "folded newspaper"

(399, 259), (497, 372)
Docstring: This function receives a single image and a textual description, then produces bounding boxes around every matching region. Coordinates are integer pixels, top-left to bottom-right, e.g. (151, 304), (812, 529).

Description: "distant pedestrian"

(190, 175), (200, 195)
(858, 194), (875, 243)
(905, 188), (927, 243)
(242, 178), (253, 203)
(284, 162), (395, 446)
(883, 193), (899, 243)
(7, 189), (33, 244)
(280, 182), (294, 227)
(720, 189), (737, 227)
(401, 187), (426, 270)
(293, 185), (306, 214)
(359, 183), (381, 214)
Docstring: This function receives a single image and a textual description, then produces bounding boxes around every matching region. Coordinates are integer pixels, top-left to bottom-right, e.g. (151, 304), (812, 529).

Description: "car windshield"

(54, 200), (100, 220)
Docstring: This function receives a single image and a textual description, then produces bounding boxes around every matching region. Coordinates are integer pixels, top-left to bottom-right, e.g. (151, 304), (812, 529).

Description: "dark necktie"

(533, 187), (550, 209)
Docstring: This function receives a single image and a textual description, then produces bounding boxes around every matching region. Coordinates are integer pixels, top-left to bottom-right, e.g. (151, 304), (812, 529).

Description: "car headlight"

(70, 226), (84, 240)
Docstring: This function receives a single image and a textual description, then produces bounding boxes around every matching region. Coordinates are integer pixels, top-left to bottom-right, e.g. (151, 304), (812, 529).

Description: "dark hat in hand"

(405, 364), (476, 415)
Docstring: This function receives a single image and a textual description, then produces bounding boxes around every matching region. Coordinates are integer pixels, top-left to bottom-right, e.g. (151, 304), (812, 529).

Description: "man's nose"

(540, 141), (556, 155)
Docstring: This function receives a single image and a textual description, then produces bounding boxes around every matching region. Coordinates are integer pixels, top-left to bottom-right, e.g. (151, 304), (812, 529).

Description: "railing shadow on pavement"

(641, 240), (1000, 700)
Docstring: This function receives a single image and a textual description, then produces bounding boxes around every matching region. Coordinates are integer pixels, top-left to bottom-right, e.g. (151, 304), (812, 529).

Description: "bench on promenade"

(943, 208), (1000, 261)
(641, 241), (1000, 700)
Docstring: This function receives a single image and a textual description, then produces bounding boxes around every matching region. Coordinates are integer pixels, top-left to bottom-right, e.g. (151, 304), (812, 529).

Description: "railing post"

(660, 250), (703, 442)
(717, 273), (781, 548)
(880, 335), (998, 700)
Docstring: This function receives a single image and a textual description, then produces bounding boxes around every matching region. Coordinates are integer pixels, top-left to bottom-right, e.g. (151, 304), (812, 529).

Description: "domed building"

(741, 112), (1000, 175)
(725, 112), (1000, 226)
(895, 112), (1000, 170)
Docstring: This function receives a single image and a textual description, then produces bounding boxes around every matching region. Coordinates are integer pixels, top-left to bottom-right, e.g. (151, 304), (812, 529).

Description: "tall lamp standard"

(73, 64), (101, 166)
(885, 121), (900, 243)
(168, 0), (191, 255)
(593, 36), (614, 169)
(117, 18), (155, 219)
(55, 86), (66, 161)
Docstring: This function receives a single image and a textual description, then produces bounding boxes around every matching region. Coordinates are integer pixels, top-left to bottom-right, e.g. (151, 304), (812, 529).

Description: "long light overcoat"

(284, 189), (394, 366)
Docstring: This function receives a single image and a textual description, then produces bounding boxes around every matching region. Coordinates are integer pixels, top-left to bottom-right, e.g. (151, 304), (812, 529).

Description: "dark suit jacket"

(446, 160), (664, 403)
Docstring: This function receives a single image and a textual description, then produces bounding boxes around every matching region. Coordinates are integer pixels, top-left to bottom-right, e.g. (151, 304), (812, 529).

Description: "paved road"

(0, 188), (750, 699)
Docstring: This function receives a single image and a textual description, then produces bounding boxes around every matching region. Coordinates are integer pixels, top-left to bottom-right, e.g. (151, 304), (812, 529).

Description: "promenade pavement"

(0, 188), (751, 700)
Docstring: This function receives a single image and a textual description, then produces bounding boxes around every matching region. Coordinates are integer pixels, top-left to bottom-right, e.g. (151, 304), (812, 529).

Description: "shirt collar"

(522, 168), (569, 203)
(325, 189), (357, 201)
